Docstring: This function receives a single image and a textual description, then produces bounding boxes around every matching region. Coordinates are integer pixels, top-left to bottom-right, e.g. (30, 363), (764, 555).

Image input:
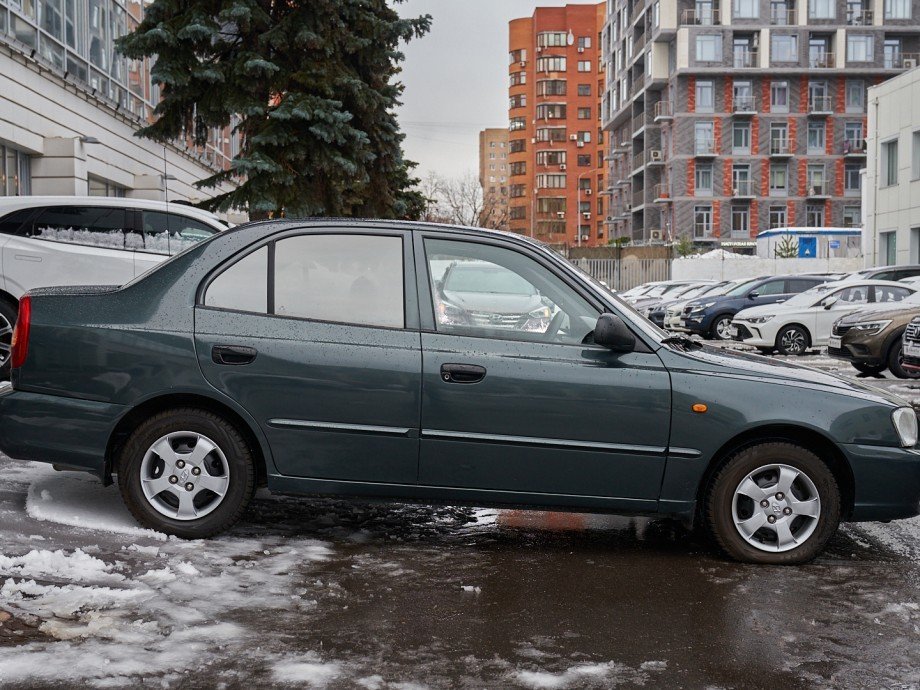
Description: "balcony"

(646, 149), (665, 166)
(732, 180), (755, 198)
(653, 183), (671, 202)
(632, 189), (646, 208)
(631, 155), (646, 174)
(846, 8), (873, 25)
(632, 112), (648, 136)
(770, 139), (793, 156)
(808, 96), (833, 114)
(843, 139), (867, 156)
(631, 1), (646, 25)
(694, 139), (717, 156)
(733, 50), (758, 68)
(653, 101), (673, 122)
(886, 53), (920, 69)
(733, 96), (756, 114)
(806, 184), (830, 198)
(769, 8), (796, 24)
(808, 53), (835, 69)
(680, 8), (720, 25)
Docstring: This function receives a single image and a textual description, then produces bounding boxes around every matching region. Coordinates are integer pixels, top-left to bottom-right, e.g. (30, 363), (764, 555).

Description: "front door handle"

(440, 363), (486, 384)
(212, 344), (257, 366)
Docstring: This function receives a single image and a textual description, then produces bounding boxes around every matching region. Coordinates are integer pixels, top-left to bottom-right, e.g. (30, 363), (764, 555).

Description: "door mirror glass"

(821, 295), (839, 310)
(593, 313), (636, 352)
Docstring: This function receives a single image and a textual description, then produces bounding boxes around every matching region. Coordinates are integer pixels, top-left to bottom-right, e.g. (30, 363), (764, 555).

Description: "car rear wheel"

(775, 325), (810, 356)
(887, 341), (920, 379)
(710, 315), (734, 340)
(0, 299), (17, 379)
(705, 442), (841, 564)
(117, 408), (255, 538)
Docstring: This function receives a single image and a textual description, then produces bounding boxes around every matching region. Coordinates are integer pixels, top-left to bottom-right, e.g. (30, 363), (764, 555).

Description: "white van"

(0, 196), (228, 372)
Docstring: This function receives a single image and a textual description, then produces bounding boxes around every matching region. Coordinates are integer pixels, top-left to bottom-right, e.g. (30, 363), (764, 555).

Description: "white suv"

(0, 196), (228, 373)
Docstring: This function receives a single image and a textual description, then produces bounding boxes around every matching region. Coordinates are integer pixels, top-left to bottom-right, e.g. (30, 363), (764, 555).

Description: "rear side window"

(132, 211), (218, 255)
(274, 234), (404, 328)
(895, 268), (920, 281)
(873, 285), (912, 303)
(0, 209), (35, 236)
(30, 206), (127, 249)
(786, 279), (822, 293)
(204, 246), (268, 314)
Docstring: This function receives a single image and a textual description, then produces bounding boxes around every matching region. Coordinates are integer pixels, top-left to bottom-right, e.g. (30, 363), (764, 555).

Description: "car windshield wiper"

(661, 333), (704, 349)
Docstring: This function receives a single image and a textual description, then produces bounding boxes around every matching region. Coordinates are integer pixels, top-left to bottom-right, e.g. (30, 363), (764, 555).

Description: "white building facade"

(865, 66), (920, 267)
(0, 0), (240, 212)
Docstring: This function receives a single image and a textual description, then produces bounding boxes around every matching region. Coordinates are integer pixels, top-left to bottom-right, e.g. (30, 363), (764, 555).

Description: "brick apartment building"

(600, 0), (920, 248)
(478, 128), (510, 230)
(508, 3), (610, 247)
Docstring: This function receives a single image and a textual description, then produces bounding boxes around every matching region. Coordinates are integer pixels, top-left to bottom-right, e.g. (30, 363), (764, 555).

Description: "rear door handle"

(212, 344), (257, 366)
(440, 363), (486, 384)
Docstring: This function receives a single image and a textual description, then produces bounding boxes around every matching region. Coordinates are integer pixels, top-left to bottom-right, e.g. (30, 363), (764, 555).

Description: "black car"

(680, 275), (827, 340)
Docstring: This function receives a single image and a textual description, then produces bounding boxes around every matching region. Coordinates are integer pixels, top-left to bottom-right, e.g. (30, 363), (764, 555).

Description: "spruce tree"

(117, 0), (431, 218)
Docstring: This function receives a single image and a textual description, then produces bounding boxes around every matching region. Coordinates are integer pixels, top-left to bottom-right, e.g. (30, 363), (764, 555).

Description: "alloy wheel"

(780, 328), (807, 354)
(715, 318), (733, 340)
(731, 463), (821, 552)
(0, 312), (11, 367)
(139, 431), (230, 521)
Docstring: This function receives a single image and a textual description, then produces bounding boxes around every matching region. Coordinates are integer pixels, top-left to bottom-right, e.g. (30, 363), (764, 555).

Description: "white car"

(664, 278), (754, 331)
(732, 279), (918, 355)
(0, 196), (228, 372)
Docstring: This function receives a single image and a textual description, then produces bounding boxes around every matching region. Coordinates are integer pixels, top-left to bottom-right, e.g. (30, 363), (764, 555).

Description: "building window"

(696, 80), (715, 112)
(577, 107), (592, 119)
(769, 206), (787, 228)
(807, 164), (826, 193)
(809, 0), (835, 18)
(733, 121), (751, 153)
(845, 163), (861, 194)
(734, 81), (754, 110)
(509, 94), (526, 109)
(885, 0), (911, 18)
(536, 174), (567, 189)
(537, 32), (568, 47)
(913, 131), (920, 179)
(509, 162), (527, 176)
(577, 61), (592, 72)
(537, 57), (567, 72)
(771, 34), (798, 62)
(577, 154), (591, 167)
(577, 131), (592, 144)
(536, 150), (566, 165)
(845, 80), (865, 112)
(883, 139), (899, 186)
(696, 163), (714, 195)
(509, 185), (526, 198)
(509, 49), (528, 63)
(770, 122), (790, 153)
(510, 117), (526, 131)
(881, 230), (898, 263)
(509, 139), (526, 154)
(696, 35), (722, 62)
(510, 71), (526, 86)
(807, 121), (826, 153)
(578, 84), (591, 96)
(536, 127), (567, 142)
(884, 39), (903, 68)
(695, 121), (715, 154)
(770, 81), (789, 112)
(0, 144), (32, 196)
(770, 164), (788, 195)
(537, 197), (566, 214)
(509, 206), (527, 221)
(808, 80), (830, 111)
(578, 36), (592, 50)
(847, 35), (874, 62)
(694, 205), (713, 237)
(843, 205), (861, 227)
(733, 164), (752, 195)
(537, 80), (567, 96)
(536, 104), (566, 119)
(806, 204), (825, 227)
(734, 0), (760, 18)
(731, 206), (750, 236)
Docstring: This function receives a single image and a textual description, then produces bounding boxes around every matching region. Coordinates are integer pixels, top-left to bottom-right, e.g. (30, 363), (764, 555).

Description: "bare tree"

(418, 171), (507, 230)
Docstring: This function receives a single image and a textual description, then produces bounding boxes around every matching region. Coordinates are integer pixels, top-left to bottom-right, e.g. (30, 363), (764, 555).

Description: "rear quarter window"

(30, 206), (128, 249)
(0, 209), (35, 236)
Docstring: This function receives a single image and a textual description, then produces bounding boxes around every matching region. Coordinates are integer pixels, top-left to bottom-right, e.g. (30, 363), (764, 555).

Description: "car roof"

(813, 279), (916, 289)
(0, 196), (225, 227)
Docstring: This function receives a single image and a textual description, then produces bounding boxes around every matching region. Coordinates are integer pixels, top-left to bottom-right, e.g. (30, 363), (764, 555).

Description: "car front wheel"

(776, 325), (810, 356)
(705, 442), (841, 564)
(887, 341), (920, 379)
(117, 408), (256, 538)
(710, 315), (734, 340)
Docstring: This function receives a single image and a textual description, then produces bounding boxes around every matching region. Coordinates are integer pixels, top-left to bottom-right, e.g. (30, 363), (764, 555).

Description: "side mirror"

(748, 291), (760, 299)
(821, 296), (839, 310)
(594, 313), (636, 352)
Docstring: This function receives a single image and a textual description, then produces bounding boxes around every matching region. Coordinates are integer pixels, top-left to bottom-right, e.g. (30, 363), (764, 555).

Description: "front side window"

(30, 206), (127, 249)
(756, 280), (787, 296)
(425, 239), (600, 345)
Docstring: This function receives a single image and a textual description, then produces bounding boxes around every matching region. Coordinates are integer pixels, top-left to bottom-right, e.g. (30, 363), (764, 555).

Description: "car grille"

(682, 306), (694, 317)
(905, 321), (920, 344)
(827, 346), (848, 358)
(833, 323), (853, 337)
(468, 312), (524, 328)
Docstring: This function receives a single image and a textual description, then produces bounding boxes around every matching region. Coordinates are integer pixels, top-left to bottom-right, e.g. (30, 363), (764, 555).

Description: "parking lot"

(0, 344), (918, 689)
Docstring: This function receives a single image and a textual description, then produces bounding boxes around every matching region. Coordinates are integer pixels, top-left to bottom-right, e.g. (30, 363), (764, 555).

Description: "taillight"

(11, 295), (31, 369)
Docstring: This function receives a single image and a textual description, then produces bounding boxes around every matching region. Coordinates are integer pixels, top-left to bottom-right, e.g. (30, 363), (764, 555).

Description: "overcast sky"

(396, 0), (574, 180)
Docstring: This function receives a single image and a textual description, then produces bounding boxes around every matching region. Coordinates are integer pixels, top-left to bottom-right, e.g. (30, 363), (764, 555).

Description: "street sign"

(829, 240), (840, 249)
(798, 236), (817, 258)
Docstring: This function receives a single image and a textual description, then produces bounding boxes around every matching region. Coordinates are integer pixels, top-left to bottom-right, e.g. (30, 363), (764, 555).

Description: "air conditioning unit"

(570, 134), (579, 141)
(583, 212), (592, 220)
(585, 189), (593, 196)
(650, 230), (662, 241)
(581, 234), (590, 241)
(537, 46), (543, 52)
(606, 216), (614, 221)
(577, 141), (585, 148)
(625, 202), (632, 210)
(520, 61), (527, 68)
(578, 46), (585, 53)
(905, 58), (918, 68)
(557, 211), (566, 218)
(650, 149), (663, 161)
(559, 164), (567, 170)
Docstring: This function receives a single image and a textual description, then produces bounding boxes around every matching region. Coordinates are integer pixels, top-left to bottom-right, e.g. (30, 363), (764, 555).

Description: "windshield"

(674, 283), (712, 300)
(444, 265), (536, 295)
(723, 278), (764, 298)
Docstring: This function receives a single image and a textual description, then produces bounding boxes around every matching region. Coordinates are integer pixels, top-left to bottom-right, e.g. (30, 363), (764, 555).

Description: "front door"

(194, 229), (421, 484)
(416, 235), (671, 510)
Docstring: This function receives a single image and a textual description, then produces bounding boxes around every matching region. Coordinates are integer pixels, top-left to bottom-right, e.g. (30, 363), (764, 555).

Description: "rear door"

(2, 206), (134, 295)
(194, 227), (422, 484)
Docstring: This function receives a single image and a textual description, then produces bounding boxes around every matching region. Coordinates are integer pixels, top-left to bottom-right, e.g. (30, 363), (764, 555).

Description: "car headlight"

(746, 315), (774, 324)
(892, 407), (918, 447)
(850, 320), (892, 335)
(690, 302), (715, 313)
(521, 306), (553, 332)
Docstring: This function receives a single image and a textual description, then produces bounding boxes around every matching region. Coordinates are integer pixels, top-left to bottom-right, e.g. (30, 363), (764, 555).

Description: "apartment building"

(508, 3), (609, 246)
(865, 65), (920, 265)
(601, 0), (920, 248)
(478, 128), (510, 230)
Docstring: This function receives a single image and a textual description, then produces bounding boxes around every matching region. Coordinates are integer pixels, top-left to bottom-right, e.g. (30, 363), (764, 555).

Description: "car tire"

(887, 340), (920, 379)
(853, 362), (885, 376)
(756, 347), (774, 356)
(705, 442), (841, 564)
(0, 298), (18, 379)
(710, 315), (734, 340)
(775, 325), (810, 356)
(117, 408), (256, 538)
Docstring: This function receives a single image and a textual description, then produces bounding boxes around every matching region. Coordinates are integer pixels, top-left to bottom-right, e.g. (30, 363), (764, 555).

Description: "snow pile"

(0, 548), (123, 584)
(515, 661), (658, 688)
(272, 653), (342, 685)
(683, 248), (758, 261)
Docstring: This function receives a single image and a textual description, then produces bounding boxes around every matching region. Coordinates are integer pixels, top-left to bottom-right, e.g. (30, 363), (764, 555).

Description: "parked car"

(0, 196), (227, 375)
(844, 265), (920, 282)
(732, 280), (916, 355)
(828, 296), (920, 378)
(624, 280), (700, 307)
(2, 219), (920, 565)
(663, 279), (751, 331)
(618, 281), (669, 302)
(645, 281), (729, 328)
(902, 316), (920, 374)
(632, 280), (716, 315)
(679, 275), (826, 340)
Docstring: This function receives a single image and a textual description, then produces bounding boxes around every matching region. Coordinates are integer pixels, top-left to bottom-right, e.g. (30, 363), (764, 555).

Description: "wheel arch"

(695, 423), (855, 522)
(0, 288), (19, 313)
(104, 392), (271, 488)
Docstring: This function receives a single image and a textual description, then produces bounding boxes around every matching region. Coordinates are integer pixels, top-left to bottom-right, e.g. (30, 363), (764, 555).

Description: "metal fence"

(569, 258), (671, 292)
